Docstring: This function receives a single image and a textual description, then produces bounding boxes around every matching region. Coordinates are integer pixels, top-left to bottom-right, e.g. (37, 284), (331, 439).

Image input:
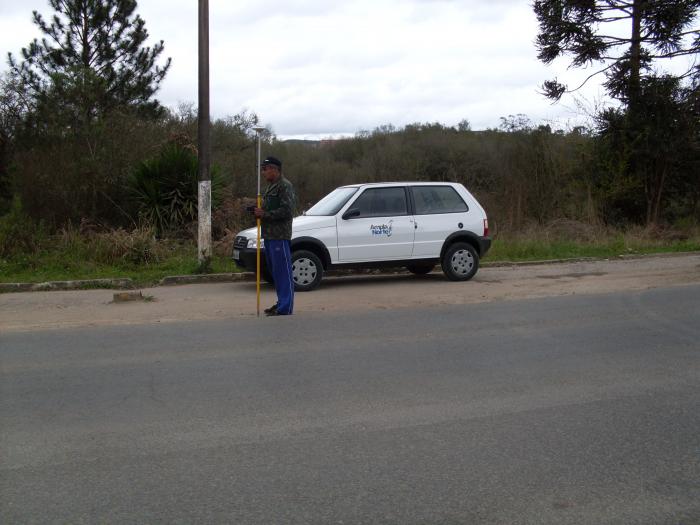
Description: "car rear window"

(411, 186), (468, 214)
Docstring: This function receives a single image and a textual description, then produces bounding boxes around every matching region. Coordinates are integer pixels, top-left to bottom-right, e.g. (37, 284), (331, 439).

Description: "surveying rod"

(253, 126), (266, 317)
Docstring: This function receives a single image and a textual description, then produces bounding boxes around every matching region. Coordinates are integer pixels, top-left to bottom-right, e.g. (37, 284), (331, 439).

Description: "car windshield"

(304, 187), (359, 216)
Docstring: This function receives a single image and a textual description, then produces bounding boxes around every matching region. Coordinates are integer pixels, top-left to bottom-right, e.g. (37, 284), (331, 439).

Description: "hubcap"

(451, 249), (474, 276)
(293, 258), (317, 285)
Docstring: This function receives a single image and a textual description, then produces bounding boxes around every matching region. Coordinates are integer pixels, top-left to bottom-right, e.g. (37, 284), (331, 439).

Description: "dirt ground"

(2, 253), (699, 333)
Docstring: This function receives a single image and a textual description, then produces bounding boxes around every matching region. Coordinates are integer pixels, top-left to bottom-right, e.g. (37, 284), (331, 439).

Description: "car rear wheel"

(406, 263), (435, 275)
(441, 242), (479, 281)
(292, 250), (323, 291)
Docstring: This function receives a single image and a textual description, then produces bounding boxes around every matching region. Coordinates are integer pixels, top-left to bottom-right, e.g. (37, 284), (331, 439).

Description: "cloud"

(1, 12), (40, 60)
(5, 0), (692, 139)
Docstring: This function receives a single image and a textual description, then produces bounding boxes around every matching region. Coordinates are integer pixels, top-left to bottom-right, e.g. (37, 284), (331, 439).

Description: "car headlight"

(247, 238), (264, 249)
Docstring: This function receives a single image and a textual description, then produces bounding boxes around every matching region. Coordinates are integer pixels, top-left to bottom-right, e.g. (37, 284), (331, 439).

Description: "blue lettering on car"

(370, 220), (393, 237)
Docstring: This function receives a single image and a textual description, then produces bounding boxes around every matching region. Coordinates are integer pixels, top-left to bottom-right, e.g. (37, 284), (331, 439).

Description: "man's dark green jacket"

(262, 176), (296, 240)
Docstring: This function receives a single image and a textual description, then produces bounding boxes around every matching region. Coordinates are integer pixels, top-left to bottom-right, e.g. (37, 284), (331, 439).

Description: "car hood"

(236, 215), (335, 239)
(292, 215), (335, 232)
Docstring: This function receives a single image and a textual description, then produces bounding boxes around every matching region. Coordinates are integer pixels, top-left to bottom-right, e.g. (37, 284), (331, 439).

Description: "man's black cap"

(261, 156), (282, 169)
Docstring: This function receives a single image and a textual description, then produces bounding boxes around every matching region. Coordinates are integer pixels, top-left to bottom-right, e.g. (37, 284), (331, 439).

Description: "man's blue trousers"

(264, 239), (294, 315)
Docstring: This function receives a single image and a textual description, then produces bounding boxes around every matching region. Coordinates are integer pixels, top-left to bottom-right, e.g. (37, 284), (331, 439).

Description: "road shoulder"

(2, 253), (699, 333)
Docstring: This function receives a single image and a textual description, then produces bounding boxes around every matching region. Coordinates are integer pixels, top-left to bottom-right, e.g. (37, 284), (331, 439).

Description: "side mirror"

(342, 208), (361, 220)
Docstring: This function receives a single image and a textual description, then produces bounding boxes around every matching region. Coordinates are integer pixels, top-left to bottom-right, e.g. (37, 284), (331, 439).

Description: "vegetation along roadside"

(2, 207), (698, 288)
(1, 1), (698, 289)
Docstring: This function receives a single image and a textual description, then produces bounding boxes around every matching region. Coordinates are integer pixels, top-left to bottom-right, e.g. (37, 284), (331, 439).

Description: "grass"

(487, 236), (700, 262)
(1, 223), (699, 287)
(0, 247), (241, 287)
(0, 219), (243, 287)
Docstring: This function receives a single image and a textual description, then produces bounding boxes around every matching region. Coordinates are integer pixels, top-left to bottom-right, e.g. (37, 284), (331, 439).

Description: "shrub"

(129, 142), (224, 236)
(56, 223), (162, 265)
(0, 197), (45, 258)
(93, 227), (162, 265)
(12, 112), (169, 228)
(212, 195), (253, 257)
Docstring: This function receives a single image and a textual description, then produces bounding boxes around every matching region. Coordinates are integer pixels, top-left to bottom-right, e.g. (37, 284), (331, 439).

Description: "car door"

(410, 185), (470, 257)
(337, 186), (415, 261)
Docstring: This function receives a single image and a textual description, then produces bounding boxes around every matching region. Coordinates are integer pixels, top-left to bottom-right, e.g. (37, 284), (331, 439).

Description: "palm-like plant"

(130, 143), (222, 236)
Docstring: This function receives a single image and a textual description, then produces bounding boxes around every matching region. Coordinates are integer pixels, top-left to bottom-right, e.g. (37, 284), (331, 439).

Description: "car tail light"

(483, 219), (489, 236)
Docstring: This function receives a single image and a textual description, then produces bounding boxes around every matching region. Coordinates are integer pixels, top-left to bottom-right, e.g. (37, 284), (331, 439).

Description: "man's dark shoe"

(264, 304), (278, 314)
(266, 309), (291, 316)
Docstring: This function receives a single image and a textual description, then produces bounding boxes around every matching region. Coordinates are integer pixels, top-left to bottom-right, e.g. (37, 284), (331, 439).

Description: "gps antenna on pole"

(253, 126), (265, 317)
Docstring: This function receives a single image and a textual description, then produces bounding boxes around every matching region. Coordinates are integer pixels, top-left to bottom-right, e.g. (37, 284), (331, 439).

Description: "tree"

(457, 119), (472, 132)
(5, 1), (171, 226)
(499, 114), (533, 132)
(534, 0), (699, 108)
(0, 73), (27, 212)
(534, 1), (700, 225)
(594, 75), (700, 224)
(7, 0), (171, 124)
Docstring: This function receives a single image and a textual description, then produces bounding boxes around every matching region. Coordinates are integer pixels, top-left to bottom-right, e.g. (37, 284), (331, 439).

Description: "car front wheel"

(292, 250), (323, 291)
(441, 242), (479, 281)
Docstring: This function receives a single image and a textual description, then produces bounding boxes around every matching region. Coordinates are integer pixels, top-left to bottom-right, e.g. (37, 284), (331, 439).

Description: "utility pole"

(197, 0), (211, 267)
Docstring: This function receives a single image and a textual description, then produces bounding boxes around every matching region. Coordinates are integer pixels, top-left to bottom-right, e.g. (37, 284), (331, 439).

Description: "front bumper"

(232, 236), (266, 272)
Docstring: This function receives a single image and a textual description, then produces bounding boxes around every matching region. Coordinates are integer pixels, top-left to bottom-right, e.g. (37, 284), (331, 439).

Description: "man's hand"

(253, 207), (265, 219)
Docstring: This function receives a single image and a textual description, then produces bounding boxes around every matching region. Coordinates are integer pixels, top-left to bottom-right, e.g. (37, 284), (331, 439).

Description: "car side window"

(351, 188), (408, 218)
(411, 186), (468, 215)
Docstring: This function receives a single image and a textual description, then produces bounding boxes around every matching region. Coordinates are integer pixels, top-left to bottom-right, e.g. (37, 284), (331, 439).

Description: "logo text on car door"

(370, 220), (393, 237)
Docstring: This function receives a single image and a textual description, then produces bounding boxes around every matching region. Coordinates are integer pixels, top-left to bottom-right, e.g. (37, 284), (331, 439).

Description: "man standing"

(254, 156), (296, 316)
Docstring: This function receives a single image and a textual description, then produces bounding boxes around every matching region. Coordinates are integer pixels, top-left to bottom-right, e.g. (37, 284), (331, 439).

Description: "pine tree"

(7, 0), (171, 124)
(534, 1), (700, 225)
(534, 0), (699, 108)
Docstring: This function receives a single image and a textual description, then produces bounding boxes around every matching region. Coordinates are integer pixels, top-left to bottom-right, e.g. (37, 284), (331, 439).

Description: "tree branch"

(567, 62), (619, 93)
(599, 34), (634, 42)
(599, 15), (633, 22)
(651, 48), (700, 59)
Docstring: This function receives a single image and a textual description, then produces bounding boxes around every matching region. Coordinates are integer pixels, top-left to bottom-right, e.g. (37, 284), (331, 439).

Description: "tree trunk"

(645, 173), (653, 226)
(630, 0), (647, 225)
(515, 184), (522, 231)
(650, 166), (667, 226)
(586, 184), (596, 224)
(629, 0), (644, 111)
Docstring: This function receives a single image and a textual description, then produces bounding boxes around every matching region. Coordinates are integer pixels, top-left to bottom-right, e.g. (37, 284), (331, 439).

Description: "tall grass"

(0, 221), (239, 285)
(1, 217), (698, 286)
(488, 220), (700, 261)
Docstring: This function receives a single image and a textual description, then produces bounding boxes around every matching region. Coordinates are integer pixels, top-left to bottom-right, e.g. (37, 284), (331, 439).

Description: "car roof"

(340, 182), (461, 189)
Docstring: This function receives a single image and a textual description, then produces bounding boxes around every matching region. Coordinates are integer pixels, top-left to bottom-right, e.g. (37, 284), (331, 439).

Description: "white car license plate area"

(233, 249), (240, 259)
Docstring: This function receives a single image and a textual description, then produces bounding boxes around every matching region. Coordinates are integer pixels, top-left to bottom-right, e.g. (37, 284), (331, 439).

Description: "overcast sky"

(0, 1), (695, 139)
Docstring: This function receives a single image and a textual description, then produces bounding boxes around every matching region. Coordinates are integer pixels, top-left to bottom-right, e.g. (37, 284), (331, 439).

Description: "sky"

(0, 0), (696, 139)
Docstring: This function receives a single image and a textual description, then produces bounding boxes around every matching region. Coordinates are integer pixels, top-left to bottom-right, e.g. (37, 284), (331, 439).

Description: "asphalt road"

(1, 285), (699, 524)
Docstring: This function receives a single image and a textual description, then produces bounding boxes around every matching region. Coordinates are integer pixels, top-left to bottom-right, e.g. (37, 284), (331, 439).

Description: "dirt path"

(2, 254), (699, 333)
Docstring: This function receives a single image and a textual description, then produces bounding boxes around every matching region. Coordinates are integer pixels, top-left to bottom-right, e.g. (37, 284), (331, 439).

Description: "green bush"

(129, 143), (224, 236)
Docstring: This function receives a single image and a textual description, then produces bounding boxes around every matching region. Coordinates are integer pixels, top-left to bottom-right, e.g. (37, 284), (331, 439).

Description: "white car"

(232, 182), (491, 291)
